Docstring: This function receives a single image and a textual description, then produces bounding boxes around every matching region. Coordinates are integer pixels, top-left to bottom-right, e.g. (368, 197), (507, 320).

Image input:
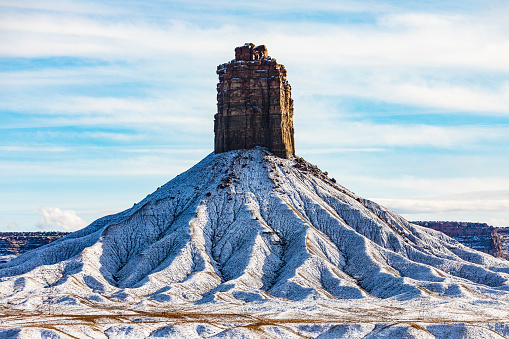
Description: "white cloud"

(291, 69), (509, 115)
(298, 121), (509, 149)
(0, 153), (203, 177)
(360, 177), (509, 197)
(372, 189), (509, 226)
(0, 66), (133, 87)
(2, 4), (508, 71)
(2, 4), (509, 119)
(0, 13), (235, 59)
(387, 82), (509, 114)
(0, 95), (213, 131)
(440, 190), (509, 201)
(35, 207), (87, 231)
(374, 197), (509, 214)
(82, 131), (145, 142)
(378, 13), (457, 28)
(298, 147), (386, 155)
(120, 147), (209, 154)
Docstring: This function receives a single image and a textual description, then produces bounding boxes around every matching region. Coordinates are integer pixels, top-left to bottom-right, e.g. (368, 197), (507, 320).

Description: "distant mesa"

(414, 221), (509, 260)
(0, 232), (69, 259)
(214, 43), (295, 158)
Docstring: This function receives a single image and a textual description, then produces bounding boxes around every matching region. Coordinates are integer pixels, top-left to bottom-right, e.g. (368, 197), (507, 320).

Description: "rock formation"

(0, 232), (69, 260)
(413, 221), (509, 260)
(498, 227), (509, 260)
(214, 43), (295, 158)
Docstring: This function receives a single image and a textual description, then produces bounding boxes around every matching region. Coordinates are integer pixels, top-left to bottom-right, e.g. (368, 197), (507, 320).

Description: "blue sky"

(1, 0), (509, 231)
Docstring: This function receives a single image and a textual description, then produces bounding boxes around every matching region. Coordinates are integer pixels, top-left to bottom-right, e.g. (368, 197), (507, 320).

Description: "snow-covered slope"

(1, 148), (509, 338)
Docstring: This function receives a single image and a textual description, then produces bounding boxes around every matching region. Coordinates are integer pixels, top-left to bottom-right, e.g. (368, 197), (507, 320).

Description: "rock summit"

(214, 43), (295, 158)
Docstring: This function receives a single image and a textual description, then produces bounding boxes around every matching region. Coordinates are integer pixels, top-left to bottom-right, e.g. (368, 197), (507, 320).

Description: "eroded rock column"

(214, 43), (295, 158)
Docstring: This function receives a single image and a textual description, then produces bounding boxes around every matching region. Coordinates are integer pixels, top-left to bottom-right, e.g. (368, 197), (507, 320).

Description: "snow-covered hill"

(1, 148), (509, 338)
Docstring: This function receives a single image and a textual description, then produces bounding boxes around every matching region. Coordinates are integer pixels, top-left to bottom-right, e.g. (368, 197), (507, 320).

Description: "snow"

(1, 148), (509, 338)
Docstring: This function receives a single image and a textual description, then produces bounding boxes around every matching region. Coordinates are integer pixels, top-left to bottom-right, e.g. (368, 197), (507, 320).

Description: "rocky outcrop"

(413, 221), (508, 260)
(214, 43), (295, 158)
(0, 232), (69, 259)
(498, 228), (509, 259)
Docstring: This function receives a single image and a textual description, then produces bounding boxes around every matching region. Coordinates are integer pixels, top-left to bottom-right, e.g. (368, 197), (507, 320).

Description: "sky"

(1, 0), (509, 232)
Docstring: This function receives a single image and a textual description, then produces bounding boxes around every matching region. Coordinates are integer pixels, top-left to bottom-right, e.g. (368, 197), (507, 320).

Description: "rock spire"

(214, 43), (295, 158)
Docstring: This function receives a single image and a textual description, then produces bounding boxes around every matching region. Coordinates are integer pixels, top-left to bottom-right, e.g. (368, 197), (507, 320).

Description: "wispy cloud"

(0, 154), (201, 178)
(374, 191), (509, 227)
(371, 189), (509, 226)
(0, 95), (213, 132)
(81, 131), (146, 142)
(364, 177), (509, 197)
(298, 121), (509, 149)
(2, 9), (508, 72)
(0, 13), (234, 59)
(298, 147), (387, 155)
(385, 82), (509, 114)
(375, 197), (509, 214)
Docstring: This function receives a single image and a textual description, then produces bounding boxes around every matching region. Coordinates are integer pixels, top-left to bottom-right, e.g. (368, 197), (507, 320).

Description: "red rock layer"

(413, 221), (508, 260)
(0, 232), (69, 258)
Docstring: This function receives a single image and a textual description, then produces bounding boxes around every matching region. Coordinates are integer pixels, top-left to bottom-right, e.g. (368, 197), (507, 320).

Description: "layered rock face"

(414, 221), (509, 260)
(498, 228), (509, 259)
(0, 232), (69, 259)
(214, 43), (295, 158)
